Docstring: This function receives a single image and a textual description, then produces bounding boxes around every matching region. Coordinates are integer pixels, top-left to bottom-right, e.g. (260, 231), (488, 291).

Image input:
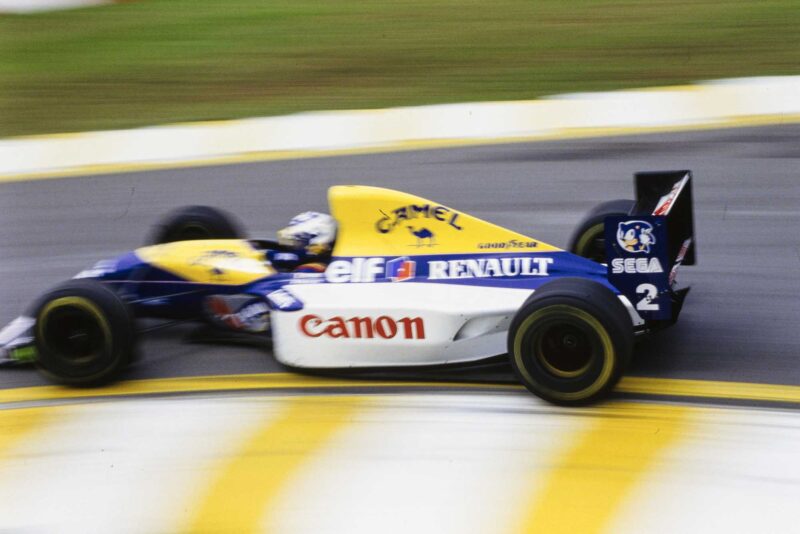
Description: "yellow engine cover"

(327, 185), (560, 256)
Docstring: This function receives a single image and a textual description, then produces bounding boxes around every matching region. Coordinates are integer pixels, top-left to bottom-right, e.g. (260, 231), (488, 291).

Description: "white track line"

(0, 399), (279, 534)
(0, 0), (108, 13)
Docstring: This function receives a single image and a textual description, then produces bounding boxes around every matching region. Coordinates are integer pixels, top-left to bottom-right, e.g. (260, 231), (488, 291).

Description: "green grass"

(1, 0), (798, 137)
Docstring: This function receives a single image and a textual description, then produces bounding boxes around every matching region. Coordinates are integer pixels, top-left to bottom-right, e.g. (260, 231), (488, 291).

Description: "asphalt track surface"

(1, 123), (798, 391)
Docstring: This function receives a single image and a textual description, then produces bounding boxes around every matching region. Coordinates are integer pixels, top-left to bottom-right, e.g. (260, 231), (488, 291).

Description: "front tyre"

(148, 205), (244, 245)
(508, 278), (633, 405)
(33, 280), (137, 386)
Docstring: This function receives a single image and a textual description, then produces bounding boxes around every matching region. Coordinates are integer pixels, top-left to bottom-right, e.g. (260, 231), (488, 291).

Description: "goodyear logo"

(477, 239), (538, 250)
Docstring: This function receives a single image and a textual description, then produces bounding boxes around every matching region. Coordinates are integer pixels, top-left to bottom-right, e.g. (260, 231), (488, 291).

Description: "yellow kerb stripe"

(3, 373), (800, 407)
(184, 396), (364, 534)
(617, 376), (800, 403)
(514, 403), (692, 534)
(0, 373), (519, 406)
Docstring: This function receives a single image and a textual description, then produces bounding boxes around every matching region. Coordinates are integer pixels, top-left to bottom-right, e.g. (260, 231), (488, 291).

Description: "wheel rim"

(574, 223), (606, 263)
(512, 304), (617, 402)
(38, 298), (110, 365)
(535, 323), (595, 378)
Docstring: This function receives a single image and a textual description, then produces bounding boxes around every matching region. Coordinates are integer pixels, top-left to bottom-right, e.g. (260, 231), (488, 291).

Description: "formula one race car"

(0, 171), (695, 405)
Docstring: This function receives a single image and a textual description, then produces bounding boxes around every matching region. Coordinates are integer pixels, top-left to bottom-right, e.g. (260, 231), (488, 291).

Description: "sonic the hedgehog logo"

(617, 220), (656, 253)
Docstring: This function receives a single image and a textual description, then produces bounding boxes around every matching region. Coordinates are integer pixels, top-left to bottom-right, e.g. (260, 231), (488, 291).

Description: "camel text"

(375, 204), (463, 233)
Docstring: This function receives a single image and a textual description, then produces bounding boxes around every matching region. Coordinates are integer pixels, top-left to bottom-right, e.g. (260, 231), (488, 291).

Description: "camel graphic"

(407, 226), (436, 247)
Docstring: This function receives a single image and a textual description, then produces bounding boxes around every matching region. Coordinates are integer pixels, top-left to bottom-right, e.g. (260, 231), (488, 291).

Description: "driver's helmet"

(277, 211), (337, 258)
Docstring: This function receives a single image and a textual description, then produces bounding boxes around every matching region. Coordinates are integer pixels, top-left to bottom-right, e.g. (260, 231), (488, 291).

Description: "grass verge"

(0, 0), (798, 137)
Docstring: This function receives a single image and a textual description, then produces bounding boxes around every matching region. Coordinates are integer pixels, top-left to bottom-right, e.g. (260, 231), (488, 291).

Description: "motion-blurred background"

(1, 0), (798, 137)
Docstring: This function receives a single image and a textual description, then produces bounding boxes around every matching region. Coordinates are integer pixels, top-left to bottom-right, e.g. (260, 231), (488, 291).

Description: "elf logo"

(325, 257), (417, 283)
(386, 257), (416, 282)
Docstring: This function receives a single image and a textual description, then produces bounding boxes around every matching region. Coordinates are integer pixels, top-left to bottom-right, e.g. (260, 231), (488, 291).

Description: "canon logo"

(299, 314), (426, 340)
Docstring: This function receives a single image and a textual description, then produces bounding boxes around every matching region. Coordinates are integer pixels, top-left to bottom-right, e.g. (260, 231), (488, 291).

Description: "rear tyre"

(508, 278), (633, 405)
(568, 199), (635, 263)
(148, 205), (244, 244)
(33, 280), (136, 386)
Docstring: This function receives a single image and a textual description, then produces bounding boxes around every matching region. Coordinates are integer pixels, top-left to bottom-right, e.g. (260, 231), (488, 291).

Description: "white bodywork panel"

(271, 283), (644, 368)
(272, 283), (530, 368)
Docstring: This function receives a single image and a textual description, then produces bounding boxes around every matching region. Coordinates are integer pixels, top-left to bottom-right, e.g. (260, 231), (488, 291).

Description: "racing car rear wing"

(633, 170), (696, 266)
(604, 170), (695, 322)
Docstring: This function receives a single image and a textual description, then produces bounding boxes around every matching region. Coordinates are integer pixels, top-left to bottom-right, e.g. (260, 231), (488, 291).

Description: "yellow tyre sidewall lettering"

(513, 304), (616, 402)
(37, 296), (113, 359)
(573, 222), (604, 257)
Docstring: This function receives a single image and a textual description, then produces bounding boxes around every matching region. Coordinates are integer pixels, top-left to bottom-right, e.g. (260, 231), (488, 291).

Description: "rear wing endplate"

(633, 170), (696, 266)
(604, 170), (696, 321)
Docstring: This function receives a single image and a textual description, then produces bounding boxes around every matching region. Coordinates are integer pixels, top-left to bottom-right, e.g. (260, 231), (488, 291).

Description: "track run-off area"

(1, 122), (799, 532)
(4, 389), (800, 533)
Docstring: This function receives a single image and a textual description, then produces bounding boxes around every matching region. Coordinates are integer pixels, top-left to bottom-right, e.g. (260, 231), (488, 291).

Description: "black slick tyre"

(33, 279), (137, 386)
(148, 205), (244, 244)
(568, 199), (635, 263)
(508, 277), (633, 406)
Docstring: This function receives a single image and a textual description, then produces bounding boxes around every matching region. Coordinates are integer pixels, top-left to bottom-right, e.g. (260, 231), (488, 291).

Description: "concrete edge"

(2, 76), (799, 180)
